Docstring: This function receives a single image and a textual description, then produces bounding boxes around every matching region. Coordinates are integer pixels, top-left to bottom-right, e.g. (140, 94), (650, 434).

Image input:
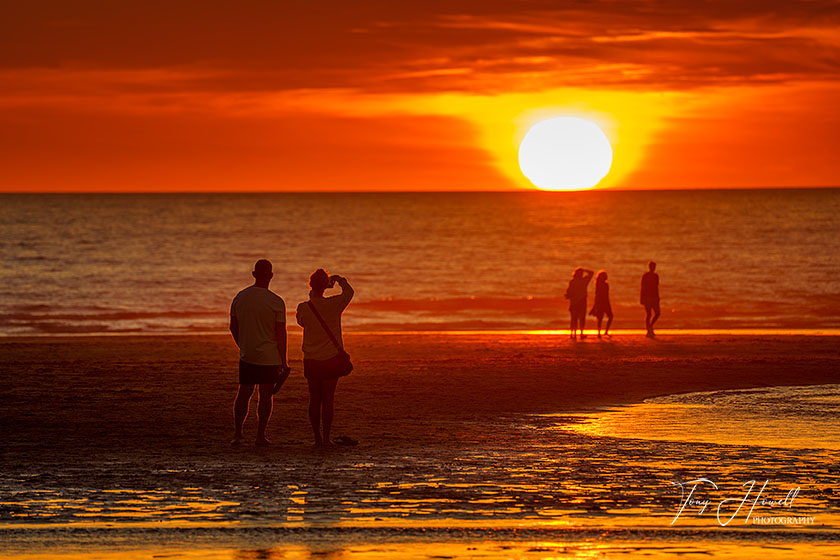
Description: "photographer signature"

(671, 478), (801, 526)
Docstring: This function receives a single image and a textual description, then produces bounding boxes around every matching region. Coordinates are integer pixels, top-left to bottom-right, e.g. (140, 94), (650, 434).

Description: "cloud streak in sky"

(3, 1), (839, 95)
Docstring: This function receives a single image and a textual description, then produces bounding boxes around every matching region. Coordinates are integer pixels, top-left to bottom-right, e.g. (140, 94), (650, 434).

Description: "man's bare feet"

(255, 437), (272, 446)
(231, 437), (244, 446)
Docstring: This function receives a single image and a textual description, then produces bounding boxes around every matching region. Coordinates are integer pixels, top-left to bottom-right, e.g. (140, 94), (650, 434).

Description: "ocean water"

(1, 189), (839, 335)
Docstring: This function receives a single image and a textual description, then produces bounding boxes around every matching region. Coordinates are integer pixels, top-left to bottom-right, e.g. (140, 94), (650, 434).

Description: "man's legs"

(650, 303), (661, 335)
(233, 384), (255, 444)
(255, 383), (274, 445)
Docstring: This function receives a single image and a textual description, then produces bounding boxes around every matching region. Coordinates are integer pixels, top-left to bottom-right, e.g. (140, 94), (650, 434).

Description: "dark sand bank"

(1, 333), (839, 459)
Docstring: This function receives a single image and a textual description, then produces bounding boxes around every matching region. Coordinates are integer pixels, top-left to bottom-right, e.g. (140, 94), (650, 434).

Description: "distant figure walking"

(589, 270), (613, 338)
(296, 269), (354, 446)
(640, 261), (661, 338)
(565, 267), (594, 340)
(229, 259), (290, 446)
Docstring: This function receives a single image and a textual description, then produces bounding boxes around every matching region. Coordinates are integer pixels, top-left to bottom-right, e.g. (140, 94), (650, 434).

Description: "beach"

(2, 332), (839, 558)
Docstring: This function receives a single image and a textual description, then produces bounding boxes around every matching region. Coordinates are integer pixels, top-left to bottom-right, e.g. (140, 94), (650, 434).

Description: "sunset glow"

(0, 3), (838, 191)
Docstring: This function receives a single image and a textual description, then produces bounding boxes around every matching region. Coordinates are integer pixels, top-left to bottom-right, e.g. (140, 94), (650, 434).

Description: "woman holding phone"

(296, 269), (354, 446)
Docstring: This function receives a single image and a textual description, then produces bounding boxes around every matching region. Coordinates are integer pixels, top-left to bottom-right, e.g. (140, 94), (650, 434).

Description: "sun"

(518, 117), (613, 191)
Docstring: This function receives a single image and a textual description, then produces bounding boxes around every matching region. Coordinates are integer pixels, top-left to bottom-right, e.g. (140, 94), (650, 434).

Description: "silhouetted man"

(640, 261), (660, 338)
(230, 259), (289, 446)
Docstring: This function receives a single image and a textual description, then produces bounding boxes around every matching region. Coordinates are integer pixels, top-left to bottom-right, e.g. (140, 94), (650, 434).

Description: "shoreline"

(2, 327), (840, 339)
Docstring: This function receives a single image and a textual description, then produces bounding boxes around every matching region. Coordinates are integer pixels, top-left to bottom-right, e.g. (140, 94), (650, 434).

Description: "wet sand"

(1, 333), (839, 558)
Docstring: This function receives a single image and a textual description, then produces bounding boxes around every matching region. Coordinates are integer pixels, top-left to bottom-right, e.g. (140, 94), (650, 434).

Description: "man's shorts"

(239, 360), (279, 385)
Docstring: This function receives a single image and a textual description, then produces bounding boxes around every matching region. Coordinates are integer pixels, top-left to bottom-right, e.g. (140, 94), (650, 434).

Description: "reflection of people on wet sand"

(641, 261), (661, 338)
(296, 269), (354, 446)
(589, 270), (613, 338)
(229, 259), (290, 446)
(565, 267), (594, 340)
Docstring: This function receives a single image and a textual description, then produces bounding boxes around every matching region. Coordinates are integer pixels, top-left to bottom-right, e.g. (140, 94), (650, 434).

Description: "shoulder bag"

(306, 301), (354, 377)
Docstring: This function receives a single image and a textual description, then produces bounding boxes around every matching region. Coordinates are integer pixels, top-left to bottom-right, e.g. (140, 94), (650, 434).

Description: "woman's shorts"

(304, 356), (343, 380)
(239, 361), (279, 385)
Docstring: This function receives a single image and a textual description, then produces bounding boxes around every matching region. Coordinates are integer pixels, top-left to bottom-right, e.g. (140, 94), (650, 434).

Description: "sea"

(2, 189), (839, 336)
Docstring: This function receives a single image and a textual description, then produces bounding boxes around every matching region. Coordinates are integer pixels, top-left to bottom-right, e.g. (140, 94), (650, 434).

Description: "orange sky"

(1, 1), (839, 191)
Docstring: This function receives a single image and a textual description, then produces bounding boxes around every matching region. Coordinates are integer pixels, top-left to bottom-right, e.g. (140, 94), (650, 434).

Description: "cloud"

(0, 100), (513, 191)
(1, 1), (838, 96)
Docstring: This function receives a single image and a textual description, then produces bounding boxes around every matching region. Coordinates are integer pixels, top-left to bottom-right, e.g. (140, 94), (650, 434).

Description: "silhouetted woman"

(564, 267), (594, 340)
(589, 270), (613, 338)
(296, 269), (354, 446)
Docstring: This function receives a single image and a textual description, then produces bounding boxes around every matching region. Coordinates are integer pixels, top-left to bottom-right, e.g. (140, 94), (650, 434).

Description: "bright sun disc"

(518, 117), (613, 190)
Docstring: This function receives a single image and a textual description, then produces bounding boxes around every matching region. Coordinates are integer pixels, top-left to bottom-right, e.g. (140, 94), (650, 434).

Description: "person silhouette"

(296, 269), (354, 446)
(640, 261), (661, 338)
(589, 270), (613, 338)
(565, 267), (594, 340)
(229, 259), (290, 446)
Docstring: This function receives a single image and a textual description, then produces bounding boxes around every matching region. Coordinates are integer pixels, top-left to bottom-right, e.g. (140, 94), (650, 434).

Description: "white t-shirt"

(296, 291), (352, 361)
(230, 286), (286, 365)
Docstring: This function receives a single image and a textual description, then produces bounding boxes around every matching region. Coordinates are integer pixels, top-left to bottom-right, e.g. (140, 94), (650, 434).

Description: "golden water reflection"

(3, 387), (839, 553)
(4, 541), (840, 560)
(565, 403), (840, 451)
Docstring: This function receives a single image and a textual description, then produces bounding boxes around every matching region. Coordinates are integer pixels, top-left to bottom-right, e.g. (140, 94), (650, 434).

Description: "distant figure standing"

(229, 259), (290, 446)
(565, 267), (594, 340)
(640, 261), (661, 338)
(296, 269), (354, 446)
(589, 270), (613, 338)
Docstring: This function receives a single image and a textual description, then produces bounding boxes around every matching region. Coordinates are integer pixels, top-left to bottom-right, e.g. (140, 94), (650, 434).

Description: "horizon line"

(1, 185), (838, 195)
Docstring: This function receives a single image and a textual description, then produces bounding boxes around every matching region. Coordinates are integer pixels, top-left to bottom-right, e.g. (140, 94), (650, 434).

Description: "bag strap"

(306, 300), (344, 352)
